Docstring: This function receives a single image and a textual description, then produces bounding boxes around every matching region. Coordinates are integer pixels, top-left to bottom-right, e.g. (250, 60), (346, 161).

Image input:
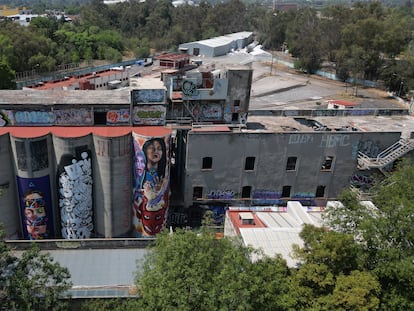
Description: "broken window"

(286, 156), (297, 171)
(321, 156), (334, 170)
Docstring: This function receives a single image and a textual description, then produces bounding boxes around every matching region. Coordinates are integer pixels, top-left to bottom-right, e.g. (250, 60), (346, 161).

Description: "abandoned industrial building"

(1, 60), (413, 242)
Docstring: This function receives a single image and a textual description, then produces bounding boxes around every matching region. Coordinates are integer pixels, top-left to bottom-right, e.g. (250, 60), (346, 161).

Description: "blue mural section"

(17, 176), (54, 240)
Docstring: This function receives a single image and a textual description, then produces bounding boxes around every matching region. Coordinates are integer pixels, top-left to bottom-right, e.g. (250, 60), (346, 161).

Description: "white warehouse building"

(179, 32), (254, 57)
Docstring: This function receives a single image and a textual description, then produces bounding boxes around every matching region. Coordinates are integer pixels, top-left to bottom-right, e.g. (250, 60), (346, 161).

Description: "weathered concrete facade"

(183, 123), (410, 209)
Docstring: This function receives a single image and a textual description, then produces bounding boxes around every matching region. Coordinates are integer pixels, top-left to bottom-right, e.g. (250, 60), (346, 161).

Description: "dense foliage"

(0, 1), (413, 92)
(0, 226), (72, 311)
(136, 229), (290, 310)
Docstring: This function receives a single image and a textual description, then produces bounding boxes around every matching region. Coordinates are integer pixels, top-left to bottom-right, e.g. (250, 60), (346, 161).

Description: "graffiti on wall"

(190, 103), (222, 122)
(133, 105), (166, 125)
(0, 108), (93, 126)
(106, 109), (130, 125)
(131, 89), (165, 104)
(132, 133), (170, 237)
(58, 150), (93, 239)
(207, 190), (234, 200)
(349, 173), (373, 189)
(17, 176), (54, 240)
(289, 134), (314, 145)
(252, 190), (284, 205)
(291, 192), (317, 206)
(207, 205), (226, 225)
(358, 140), (381, 157)
(0, 111), (11, 127)
(54, 109), (93, 125)
(320, 134), (350, 148)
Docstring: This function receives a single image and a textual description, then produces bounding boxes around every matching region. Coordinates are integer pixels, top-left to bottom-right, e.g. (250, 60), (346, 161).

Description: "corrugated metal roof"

(240, 228), (303, 267)
(226, 201), (325, 267)
(12, 248), (149, 298)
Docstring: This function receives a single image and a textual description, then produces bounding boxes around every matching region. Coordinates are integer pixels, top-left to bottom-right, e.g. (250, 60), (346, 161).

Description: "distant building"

(179, 32), (254, 57)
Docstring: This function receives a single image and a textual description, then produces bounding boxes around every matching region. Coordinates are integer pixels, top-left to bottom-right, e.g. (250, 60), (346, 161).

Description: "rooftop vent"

(239, 212), (255, 225)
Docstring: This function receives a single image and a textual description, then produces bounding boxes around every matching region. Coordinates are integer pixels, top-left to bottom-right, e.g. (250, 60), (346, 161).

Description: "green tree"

(324, 161), (414, 309)
(0, 59), (16, 89)
(286, 7), (324, 73)
(289, 225), (380, 310)
(0, 225), (72, 310)
(136, 229), (290, 311)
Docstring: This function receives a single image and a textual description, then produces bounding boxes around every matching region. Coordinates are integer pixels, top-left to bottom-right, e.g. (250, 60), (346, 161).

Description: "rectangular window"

(15, 141), (27, 171)
(242, 186), (252, 198)
(202, 157), (212, 169)
(30, 139), (49, 172)
(282, 185), (291, 198)
(193, 187), (203, 199)
(321, 156), (334, 170)
(286, 157), (297, 171)
(233, 100), (240, 108)
(244, 157), (255, 171)
(316, 185), (326, 198)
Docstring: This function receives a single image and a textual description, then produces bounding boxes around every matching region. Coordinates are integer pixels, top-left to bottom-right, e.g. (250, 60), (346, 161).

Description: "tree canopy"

(136, 229), (290, 311)
(1, 1), (413, 91)
(0, 225), (72, 310)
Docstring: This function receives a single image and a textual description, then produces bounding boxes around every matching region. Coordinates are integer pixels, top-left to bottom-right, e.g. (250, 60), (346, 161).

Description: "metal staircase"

(358, 137), (414, 170)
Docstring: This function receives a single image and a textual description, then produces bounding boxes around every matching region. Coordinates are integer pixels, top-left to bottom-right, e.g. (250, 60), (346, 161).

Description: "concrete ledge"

(6, 238), (155, 250)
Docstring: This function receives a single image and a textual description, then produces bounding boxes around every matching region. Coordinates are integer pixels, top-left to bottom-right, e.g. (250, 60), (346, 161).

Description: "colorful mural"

(17, 176), (54, 240)
(132, 134), (171, 237)
(58, 150), (93, 239)
(106, 109), (130, 125)
(131, 89), (165, 103)
(133, 105), (166, 125)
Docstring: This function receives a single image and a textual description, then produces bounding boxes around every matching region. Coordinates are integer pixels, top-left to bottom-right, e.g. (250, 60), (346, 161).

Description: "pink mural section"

(132, 133), (171, 237)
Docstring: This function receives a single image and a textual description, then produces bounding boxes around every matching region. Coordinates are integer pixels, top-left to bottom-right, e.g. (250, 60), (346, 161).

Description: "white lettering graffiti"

(320, 135), (350, 148)
(59, 152), (93, 239)
(288, 134), (314, 144)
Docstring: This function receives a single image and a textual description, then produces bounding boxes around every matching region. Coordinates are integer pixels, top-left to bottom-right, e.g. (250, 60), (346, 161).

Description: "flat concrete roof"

(0, 89), (131, 105)
(245, 114), (414, 134)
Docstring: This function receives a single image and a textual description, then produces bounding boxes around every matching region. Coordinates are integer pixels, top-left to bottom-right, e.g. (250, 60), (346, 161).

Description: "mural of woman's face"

(146, 140), (163, 164)
(136, 154), (145, 177)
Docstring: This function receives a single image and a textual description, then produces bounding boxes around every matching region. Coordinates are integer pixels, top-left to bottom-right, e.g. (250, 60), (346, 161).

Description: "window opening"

(193, 187), (203, 199)
(242, 186), (252, 198)
(316, 185), (325, 197)
(244, 157), (255, 170)
(321, 156), (334, 170)
(286, 157), (297, 171)
(282, 185), (291, 198)
(202, 157), (212, 169)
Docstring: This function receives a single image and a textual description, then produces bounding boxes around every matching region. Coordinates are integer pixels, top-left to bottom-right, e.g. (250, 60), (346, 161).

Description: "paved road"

(202, 52), (405, 110)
